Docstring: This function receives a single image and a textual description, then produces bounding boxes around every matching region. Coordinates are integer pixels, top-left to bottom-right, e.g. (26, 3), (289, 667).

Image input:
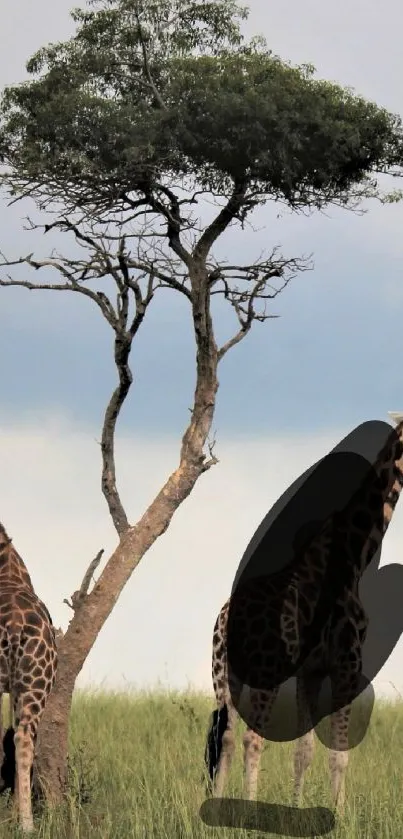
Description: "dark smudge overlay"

(205, 420), (403, 835)
(199, 798), (335, 836)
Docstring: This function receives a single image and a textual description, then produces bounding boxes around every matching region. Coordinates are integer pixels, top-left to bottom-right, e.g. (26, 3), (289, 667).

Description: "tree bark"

(34, 271), (219, 800)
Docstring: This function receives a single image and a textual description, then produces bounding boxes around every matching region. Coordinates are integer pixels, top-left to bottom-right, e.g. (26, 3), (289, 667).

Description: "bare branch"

(100, 340), (132, 538)
(53, 627), (65, 648)
(99, 325), (138, 532)
(203, 433), (219, 472)
(0, 263), (121, 324)
(63, 548), (104, 612)
(217, 321), (252, 360)
(214, 250), (312, 360)
(23, 215), (193, 299)
(0, 221), (164, 535)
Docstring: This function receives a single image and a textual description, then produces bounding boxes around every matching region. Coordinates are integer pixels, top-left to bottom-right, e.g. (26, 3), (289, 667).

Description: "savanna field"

(0, 689), (402, 838)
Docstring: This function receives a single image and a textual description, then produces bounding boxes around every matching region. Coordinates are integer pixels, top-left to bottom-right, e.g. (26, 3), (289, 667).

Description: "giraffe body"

(0, 523), (58, 833)
(206, 419), (403, 812)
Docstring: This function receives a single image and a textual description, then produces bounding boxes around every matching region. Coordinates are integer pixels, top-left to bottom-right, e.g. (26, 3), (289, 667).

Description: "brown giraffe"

(205, 417), (403, 812)
(0, 522), (58, 833)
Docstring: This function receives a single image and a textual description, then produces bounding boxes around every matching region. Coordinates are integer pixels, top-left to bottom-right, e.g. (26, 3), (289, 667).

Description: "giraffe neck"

(0, 523), (34, 590)
(349, 422), (403, 577)
(294, 420), (403, 621)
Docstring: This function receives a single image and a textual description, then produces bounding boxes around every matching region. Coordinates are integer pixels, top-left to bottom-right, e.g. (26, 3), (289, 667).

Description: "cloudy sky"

(0, 0), (403, 701)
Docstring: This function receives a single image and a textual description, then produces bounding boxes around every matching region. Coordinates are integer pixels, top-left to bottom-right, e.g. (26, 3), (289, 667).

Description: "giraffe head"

(380, 414), (403, 528)
(386, 413), (403, 456)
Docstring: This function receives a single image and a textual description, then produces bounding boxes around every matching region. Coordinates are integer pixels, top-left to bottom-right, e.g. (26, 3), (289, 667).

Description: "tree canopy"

(1, 0), (402, 218)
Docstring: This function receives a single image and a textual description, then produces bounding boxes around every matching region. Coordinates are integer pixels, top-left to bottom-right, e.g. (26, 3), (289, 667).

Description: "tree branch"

(27, 214), (194, 300)
(133, 2), (168, 111)
(193, 180), (248, 263)
(212, 250), (312, 360)
(142, 184), (193, 267)
(0, 253), (120, 326)
(100, 331), (132, 535)
(0, 224), (162, 536)
(63, 548), (104, 612)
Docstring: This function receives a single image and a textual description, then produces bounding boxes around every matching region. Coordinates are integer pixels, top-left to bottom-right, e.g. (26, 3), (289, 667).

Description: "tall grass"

(0, 688), (401, 837)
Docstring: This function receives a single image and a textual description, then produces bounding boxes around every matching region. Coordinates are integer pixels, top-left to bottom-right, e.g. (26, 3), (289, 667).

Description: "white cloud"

(0, 413), (402, 699)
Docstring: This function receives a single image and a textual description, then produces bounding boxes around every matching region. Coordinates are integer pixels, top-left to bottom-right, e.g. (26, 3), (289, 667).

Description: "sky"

(0, 0), (403, 703)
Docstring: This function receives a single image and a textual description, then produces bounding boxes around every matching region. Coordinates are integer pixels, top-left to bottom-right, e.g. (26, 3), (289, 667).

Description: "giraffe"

(205, 418), (403, 813)
(0, 522), (58, 832)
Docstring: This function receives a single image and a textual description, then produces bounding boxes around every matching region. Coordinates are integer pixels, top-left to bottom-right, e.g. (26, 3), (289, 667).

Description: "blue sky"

(0, 0), (403, 698)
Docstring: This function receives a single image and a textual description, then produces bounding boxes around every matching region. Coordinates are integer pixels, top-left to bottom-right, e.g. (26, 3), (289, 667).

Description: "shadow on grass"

(199, 798), (335, 836)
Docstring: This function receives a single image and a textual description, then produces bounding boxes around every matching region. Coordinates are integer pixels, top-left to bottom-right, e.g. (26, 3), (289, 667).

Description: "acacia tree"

(0, 0), (402, 806)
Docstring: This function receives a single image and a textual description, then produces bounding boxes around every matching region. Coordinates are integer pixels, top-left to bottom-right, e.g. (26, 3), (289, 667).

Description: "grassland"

(0, 688), (401, 837)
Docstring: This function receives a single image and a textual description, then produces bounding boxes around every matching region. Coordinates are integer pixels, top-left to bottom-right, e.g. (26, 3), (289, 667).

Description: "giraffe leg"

(10, 694), (19, 820)
(328, 702), (351, 814)
(328, 657), (361, 815)
(211, 701), (237, 798)
(242, 687), (278, 801)
(13, 697), (37, 834)
(12, 771), (19, 823)
(208, 609), (244, 799)
(243, 728), (264, 800)
(293, 672), (323, 806)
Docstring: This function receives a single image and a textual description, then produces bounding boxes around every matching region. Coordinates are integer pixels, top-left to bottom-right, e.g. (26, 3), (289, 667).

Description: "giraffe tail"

(204, 704), (229, 788)
(0, 726), (16, 795)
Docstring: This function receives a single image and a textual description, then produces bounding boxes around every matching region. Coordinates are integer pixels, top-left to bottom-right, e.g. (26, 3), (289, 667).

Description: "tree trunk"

(34, 283), (219, 800)
(33, 644), (76, 801)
